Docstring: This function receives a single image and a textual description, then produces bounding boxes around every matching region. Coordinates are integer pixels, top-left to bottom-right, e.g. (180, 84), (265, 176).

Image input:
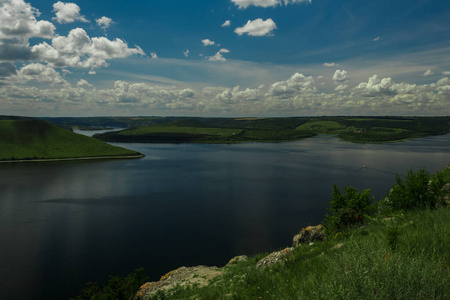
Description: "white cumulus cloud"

(423, 69), (433, 76)
(208, 49), (230, 61)
(1, 73), (449, 116)
(0, 0), (56, 61)
(354, 75), (417, 97)
(222, 20), (231, 27)
(268, 73), (316, 97)
(17, 63), (67, 85)
(52, 1), (89, 24)
(235, 18), (277, 37)
(201, 39), (215, 46)
(283, 0), (312, 4)
(333, 70), (349, 82)
(0, 0), (55, 40)
(231, 0), (310, 9)
(76, 78), (92, 87)
(324, 62), (338, 67)
(232, 0), (280, 9)
(31, 28), (145, 70)
(335, 84), (348, 92)
(96, 16), (114, 29)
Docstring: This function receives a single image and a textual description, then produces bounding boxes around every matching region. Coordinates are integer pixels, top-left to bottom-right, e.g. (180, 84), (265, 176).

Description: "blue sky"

(1, 0), (450, 116)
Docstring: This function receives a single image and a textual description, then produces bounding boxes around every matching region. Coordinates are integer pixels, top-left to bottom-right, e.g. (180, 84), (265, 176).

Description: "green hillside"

(295, 120), (345, 133)
(94, 120), (314, 143)
(0, 119), (143, 161)
(92, 116), (450, 144)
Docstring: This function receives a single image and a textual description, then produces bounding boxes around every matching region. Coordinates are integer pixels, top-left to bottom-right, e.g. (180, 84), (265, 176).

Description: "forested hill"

(0, 117), (142, 161)
(86, 116), (450, 144)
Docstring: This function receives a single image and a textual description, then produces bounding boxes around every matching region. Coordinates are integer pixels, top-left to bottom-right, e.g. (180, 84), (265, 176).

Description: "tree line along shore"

(87, 116), (450, 144)
(1, 115), (449, 161)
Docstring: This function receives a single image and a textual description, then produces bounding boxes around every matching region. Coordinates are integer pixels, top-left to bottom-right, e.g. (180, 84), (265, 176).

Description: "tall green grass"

(159, 207), (450, 299)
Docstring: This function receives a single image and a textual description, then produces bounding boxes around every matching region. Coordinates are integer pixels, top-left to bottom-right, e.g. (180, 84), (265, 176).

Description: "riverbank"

(143, 205), (450, 300)
(70, 165), (450, 300)
(0, 153), (144, 163)
(92, 116), (450, 144)
(133, 166), (450, 299)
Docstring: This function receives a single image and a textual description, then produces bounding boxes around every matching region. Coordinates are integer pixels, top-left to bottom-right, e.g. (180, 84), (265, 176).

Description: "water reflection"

(0, 134), (449, 300)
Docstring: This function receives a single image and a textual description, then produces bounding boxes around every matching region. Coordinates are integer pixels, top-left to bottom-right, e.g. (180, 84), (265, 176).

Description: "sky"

(1, 0), (450, 117)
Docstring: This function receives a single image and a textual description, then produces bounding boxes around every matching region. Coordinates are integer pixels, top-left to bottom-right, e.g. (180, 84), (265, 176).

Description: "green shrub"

(385, 168), (444, 211)
(71, 268), (149, 300)
(323, 185), (375, 236)
(385, 226), (400, 251)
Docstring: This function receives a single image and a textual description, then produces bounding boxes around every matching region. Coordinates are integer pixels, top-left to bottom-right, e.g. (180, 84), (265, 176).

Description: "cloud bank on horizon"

(0, 0), (450, 117)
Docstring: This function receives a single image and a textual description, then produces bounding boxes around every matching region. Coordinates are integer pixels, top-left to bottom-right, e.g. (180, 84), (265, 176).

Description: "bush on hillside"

(71, 268), (148, 300)
(323, 185), (375, 236)
(381, 168), (444, 212)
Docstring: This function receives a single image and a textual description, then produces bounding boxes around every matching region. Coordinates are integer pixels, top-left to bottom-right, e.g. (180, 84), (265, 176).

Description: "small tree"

(72, 268), (149, 300)
(323, 185), (375, 236)
(386, 168), (444, 211)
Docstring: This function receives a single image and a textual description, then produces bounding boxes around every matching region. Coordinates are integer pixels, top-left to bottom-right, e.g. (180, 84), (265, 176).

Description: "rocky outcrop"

(136, 225), (326, 298)
(292, 224), (325, 247)
(256, 247), (294, 269)
(227, 255), (248, 266)
(134, 266), (222, 300)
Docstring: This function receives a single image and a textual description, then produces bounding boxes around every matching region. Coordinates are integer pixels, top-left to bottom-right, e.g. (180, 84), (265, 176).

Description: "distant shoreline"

(0, 154), (145, 163)
(91, 116), (450, 145)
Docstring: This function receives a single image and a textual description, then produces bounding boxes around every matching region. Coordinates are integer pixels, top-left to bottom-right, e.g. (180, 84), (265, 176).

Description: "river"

(0, 134), (449, 299)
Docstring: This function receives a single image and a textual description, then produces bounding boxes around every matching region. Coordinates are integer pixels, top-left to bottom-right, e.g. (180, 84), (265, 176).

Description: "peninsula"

(89, 116), (450, 144)
(0, 117), (143, 162)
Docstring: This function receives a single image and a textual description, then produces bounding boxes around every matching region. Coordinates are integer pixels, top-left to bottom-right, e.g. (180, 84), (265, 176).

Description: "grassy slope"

(94, 119), (314, 143)
(0, 119), (142, 161)
(336, 117), (450, 143)
(93, 116), (450, 144)
(148, 166), (450, 299)
(117, 124), (243, 137)
(295, 120), (345, 133)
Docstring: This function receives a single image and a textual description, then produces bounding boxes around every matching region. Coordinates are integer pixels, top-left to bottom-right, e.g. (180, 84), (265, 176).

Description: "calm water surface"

(0, 134), (449, 299)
